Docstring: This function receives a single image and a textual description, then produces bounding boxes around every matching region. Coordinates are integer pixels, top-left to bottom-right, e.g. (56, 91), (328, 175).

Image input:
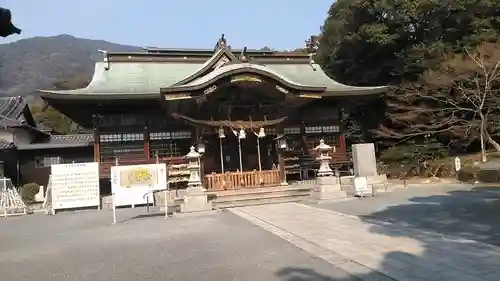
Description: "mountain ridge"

(0, 34), (141, 97)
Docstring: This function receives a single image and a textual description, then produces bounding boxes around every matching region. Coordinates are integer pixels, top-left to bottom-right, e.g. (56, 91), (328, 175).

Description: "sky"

(2, 0), (333, 50)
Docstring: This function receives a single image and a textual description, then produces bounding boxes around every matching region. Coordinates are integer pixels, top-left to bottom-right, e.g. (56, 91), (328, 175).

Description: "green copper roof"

(38, 62), (203, 99)
(267, 64), (387, 95)
(38, 51), (387, 99)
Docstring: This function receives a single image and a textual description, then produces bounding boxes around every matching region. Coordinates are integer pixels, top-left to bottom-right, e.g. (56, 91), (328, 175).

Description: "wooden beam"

(144, 127), (150, 162)
(92, 115), (100, 163)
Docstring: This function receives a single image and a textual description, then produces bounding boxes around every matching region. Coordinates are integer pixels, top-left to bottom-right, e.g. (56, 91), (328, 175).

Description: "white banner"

(50, 162), (100, 210)
(111, 163), (167, 207)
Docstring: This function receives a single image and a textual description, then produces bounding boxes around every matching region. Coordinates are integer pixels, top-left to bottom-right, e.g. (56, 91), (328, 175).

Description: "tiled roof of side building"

(0, 96), (26, 119)
(0, 139), (15, 149)
(0, 115), (23, 127)
(16, 134), (94, 150)
(35, 123), (53, 132)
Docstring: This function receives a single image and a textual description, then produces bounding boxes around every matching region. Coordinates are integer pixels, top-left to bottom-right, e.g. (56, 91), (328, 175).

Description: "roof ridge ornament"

(214, 34), (230, 52)
(240, 47), (249, 62)
(97, 49), (110, 70)
(305, 36), (319, 71)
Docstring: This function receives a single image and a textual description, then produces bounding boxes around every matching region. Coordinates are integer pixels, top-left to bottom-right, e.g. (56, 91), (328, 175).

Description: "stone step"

(214, 194), (306, 209)
(212, 188), (310, 204)
(210, 186), (310, 198)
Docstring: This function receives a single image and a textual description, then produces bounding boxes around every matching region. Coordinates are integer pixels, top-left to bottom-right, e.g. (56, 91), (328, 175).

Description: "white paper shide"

(50, 162), (100, 210)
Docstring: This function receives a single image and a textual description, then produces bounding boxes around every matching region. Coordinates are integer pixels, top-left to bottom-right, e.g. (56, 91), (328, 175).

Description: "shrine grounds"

(2, 183), (500, 281)
(0, 207), (359, 281)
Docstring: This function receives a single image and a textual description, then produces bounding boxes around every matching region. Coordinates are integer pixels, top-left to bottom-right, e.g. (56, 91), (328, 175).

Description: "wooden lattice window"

(284, 127), (301, 134)
(35, 156), (62, 168)
(150, 140), (182, 158)
(149, 131), (192, 158)
(305, 125), (340, 134)
(306, 135), (339, 150)
(99, 133), (145, 162)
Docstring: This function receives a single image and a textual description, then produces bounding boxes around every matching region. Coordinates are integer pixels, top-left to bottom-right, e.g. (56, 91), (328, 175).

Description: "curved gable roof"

(161, 63), (324, 93)
(162, 63), (388, 96)
(173, 47), (238, 86)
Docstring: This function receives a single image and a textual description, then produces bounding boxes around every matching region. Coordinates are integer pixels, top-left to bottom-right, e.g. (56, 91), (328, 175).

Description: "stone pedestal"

(309, 139), (347, 201)
(180, 146), (212, 213)
(310, 176), (346, 200)
(180, 187), (212, 213)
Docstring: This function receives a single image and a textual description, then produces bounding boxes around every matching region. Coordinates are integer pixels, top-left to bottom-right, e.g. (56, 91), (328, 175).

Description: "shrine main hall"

(16, 35), (387, 191)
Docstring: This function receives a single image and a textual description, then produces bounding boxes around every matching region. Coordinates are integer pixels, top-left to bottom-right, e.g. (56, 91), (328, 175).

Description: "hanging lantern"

(196, 141), (206, 154)
(218, 127), (226, 139)
(257, 127), (266, 138)
(275, 135), (287, 149)
(238, 128), (246, 139)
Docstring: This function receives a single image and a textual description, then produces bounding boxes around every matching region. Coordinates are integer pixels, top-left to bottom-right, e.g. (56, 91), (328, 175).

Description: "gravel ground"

(0, 207), (358, 281)
(314, 184), (500, 246)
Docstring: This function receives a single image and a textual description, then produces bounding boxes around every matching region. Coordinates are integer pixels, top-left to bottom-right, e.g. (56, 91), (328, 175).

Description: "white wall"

(0, 130), (13, 143)
(13, 128), (34, 145)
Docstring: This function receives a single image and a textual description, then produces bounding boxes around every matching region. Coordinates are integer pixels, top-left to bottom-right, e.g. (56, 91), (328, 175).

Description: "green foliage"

(20, 183), (40, 203)
(320, 0), (500, 164)
(379, 138), (448, 165)
(477, 169), (500, 183)
(29, 77), (88, 134)
(458, 167), (479, 183)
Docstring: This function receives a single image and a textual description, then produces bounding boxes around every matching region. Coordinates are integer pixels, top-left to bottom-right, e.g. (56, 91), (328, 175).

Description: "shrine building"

(33, 35), (387, 191)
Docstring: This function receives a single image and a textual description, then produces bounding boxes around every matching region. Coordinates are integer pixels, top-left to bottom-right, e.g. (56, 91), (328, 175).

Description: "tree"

(318, 0), (500, 160)
(29, 77), (89, 134)
(318, 0), (500, 87)
(378, 43), (500, 162)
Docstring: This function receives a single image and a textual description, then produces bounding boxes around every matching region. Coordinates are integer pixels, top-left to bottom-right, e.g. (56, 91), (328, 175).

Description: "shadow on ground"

(275, 185), (500, 280)
(276, 267), (358, 281)
(356, 185), (500, 280)
(361, 185), (500, 246)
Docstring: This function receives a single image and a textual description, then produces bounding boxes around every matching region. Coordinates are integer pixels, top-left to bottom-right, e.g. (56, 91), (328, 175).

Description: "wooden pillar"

(92, 114), (100, 163)
(339, 135), (346, 153)
(144, 126), (150, 162)
(278, 151), (285, 183)
(195, 126), (206, 179)
(277, 125), (286, 184)
(338, 106), (347, 153)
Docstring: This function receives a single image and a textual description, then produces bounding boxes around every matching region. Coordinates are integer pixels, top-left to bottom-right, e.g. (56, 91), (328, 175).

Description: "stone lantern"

(180, 146), (212, 213)
(310, 139), (346, 201)
(186, 146), (202, 188)
(315, 139), (333, 177)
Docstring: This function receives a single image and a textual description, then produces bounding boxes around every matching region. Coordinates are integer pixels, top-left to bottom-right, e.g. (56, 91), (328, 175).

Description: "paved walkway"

(231, 203), (500, 281)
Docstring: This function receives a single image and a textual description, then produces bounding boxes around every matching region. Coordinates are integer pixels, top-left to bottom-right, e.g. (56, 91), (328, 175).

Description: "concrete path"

(231, 203), (500, 281)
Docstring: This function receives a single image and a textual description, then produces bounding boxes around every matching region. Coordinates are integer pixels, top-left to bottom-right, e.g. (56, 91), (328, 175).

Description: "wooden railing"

(205, 169), (281, 191)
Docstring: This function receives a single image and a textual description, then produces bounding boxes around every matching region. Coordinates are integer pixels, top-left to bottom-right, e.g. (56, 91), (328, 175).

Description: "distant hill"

(0, 34), (140, 97)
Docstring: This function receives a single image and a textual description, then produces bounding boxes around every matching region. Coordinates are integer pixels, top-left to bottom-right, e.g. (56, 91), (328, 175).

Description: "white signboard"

(50, 162), (100, 210)
(454, 157), (461, 172)
(111, 163), (167, 207)
(354, 176), (370, 196)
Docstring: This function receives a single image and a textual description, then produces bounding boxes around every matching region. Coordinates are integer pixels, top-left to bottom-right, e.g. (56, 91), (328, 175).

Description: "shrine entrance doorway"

(201, 127), (278, 174)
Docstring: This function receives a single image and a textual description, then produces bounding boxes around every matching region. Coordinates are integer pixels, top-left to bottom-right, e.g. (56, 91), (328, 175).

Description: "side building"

(0, 96), (92, 187)
(34, 36), (387, 191)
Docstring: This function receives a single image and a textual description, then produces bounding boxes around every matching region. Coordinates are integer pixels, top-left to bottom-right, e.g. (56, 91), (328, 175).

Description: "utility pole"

(0, 7), (21, 38)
